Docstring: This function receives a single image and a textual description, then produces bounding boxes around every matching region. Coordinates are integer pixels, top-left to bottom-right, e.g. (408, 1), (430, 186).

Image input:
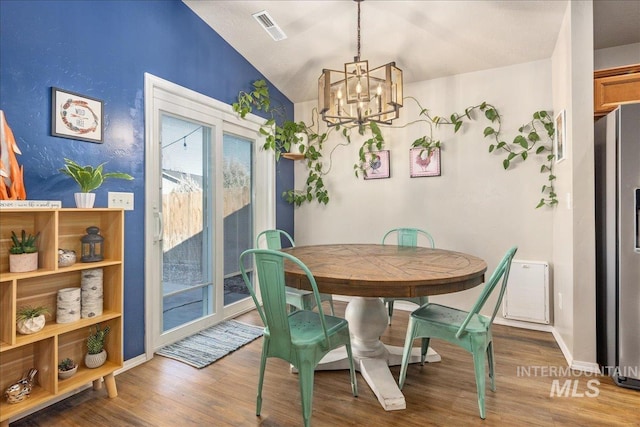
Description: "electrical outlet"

(558, 292), (563, 310)
(108, 192), (134, 210)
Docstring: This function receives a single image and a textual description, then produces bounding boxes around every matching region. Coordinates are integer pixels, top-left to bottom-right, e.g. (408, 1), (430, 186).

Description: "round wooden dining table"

(281, 244), (487, 412)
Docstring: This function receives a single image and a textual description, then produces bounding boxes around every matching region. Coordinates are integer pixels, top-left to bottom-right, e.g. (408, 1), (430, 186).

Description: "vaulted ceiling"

(184, 0), (640, 103)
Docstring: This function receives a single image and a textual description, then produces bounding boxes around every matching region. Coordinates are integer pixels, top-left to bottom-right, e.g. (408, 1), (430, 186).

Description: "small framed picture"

(364, 150), (390, 180)
(51, 87), (104, 143)
(554, 110), (566, 163)
(410, 147), (441, 177)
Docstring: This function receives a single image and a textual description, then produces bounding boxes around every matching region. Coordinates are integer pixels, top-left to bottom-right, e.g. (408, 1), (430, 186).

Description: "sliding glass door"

(145, 74), (274, 353)
(222, 133), (254, 307)
(160, 115), (214, 332)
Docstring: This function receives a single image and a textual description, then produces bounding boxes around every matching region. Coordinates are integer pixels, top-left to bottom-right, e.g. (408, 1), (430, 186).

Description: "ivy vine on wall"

(234, 80), (557, 209)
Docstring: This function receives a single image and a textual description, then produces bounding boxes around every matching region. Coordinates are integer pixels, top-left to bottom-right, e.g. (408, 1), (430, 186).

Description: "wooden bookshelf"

(0, 208), (124, 426)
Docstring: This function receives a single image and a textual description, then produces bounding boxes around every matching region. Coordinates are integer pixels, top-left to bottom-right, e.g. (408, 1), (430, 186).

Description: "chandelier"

(318, 0), (403, 128)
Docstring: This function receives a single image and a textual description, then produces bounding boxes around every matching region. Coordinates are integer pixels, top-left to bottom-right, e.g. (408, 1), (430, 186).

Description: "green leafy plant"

(16, 305), (49, 321)
(236, 81), (557, 208)
(59, 158), (133, 193)
(354, 121), (385, 178)
(58, 357), (76, 371)
(9, 230), (40, 254)
(233, 80), (309, 158)
(87, 324), (110, 354)
(403, 99), (557, 207)
(233, 80), (335, 205)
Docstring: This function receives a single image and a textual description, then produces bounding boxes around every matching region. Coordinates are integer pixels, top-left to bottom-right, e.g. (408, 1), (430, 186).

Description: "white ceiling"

(184, 0), (640, 104)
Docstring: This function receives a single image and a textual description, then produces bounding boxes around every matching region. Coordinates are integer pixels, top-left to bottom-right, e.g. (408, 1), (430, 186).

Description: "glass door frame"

(144, 73), (274, 356)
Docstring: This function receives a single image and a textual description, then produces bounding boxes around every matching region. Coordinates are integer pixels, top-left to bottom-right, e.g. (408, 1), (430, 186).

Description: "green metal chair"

(381, 227), (435, 323)
(398, 246), (518, 419)
(256, 229), (335, 315)
(239, 248), (358, 427)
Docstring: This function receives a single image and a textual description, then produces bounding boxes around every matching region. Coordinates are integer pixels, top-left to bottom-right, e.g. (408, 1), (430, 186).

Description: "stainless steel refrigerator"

(595, 103), (640, 390)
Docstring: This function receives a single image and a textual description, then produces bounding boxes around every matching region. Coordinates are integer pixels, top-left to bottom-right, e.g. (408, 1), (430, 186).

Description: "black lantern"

(81, 226), (104, 262)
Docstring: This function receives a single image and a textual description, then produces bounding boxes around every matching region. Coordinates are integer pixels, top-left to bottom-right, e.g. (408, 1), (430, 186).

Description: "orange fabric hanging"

(0, 111), (27, 200)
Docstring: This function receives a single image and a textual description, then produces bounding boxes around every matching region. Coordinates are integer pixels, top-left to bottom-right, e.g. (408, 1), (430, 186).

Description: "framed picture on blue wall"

(51, 87), (104, 143)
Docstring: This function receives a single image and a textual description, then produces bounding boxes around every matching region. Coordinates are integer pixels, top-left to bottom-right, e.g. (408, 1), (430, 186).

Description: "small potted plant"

(16, 305), (49, 335)
(85, 324), (110, 368)
(59, 158), (133, 208)
(9, 230), (40, 273)
(58, 358), (78, 380)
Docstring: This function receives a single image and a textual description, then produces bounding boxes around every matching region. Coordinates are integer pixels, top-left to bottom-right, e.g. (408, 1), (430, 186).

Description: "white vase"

(85, 349), (107, 368)
(81, 269), (103, 318)
(56, 287), (81, 323)
(16, 314), (46, 335)
(74, 192), (96, 208)
(291, 132), (307, 154)
(9, 252), (38, 273)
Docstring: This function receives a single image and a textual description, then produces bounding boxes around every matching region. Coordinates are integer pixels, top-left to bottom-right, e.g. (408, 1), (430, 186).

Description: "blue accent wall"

(0, 0), (294, 359)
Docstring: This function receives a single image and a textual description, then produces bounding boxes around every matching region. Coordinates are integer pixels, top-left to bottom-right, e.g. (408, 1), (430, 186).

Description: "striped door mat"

(156, 320), (263, 368)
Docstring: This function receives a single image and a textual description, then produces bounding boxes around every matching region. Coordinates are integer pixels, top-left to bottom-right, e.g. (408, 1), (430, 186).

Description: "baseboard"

(570, 359), (601, 374)
(493, 317), (554, 332)
(119, 353), (148, 373)
(551, 327), (574, 367)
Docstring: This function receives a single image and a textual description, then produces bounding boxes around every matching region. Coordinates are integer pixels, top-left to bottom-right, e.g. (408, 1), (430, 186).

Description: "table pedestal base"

(312, 297), (440, 411)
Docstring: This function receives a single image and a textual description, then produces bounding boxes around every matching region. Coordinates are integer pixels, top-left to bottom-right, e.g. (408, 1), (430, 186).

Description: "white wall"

(550, 0), (597, 370)
(569, 0), (597, 368)
(550, 0), (575, 359)
(289, 0), (601, 371)
(594, 42), (640, 70)
(294, 59), (554, 317)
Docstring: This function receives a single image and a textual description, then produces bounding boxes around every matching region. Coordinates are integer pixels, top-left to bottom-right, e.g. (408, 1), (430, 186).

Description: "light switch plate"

(108, 192), (134, 210)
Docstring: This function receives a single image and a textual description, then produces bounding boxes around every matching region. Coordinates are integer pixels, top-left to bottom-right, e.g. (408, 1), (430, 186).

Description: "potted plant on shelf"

(9, 230), (40, 273)
(58, 358), (78, 379)
(16, 305), (49, 335)
(85, 324), (110, 368)
(58, 158), (133, 208)
(232, 79), (314, 160)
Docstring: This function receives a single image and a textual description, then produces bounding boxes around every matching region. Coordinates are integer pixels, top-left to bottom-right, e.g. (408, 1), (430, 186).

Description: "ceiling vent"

(252, 10), (287, 41)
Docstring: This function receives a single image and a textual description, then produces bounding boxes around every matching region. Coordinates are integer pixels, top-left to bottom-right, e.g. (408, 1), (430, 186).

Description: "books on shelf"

(0, 200), (62, 209)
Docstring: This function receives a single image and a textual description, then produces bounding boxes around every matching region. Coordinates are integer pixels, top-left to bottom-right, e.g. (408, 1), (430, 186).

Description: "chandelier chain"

(356, 0), (361, 60)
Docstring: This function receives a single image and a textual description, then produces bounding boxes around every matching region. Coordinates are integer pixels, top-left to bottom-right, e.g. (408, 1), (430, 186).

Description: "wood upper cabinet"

(594, 64), (640, 118)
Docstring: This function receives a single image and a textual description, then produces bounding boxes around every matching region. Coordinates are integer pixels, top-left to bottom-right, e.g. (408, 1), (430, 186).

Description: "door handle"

(154, 210), (163, 243)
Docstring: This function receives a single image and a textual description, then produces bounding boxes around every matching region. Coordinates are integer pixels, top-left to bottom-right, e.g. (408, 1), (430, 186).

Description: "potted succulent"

(9, 230), (40, 273)
(58, 158), (133, 208)
(16, 305), (49, 335)
(85, 324), (110, 368)
(58, 358), (78, 379)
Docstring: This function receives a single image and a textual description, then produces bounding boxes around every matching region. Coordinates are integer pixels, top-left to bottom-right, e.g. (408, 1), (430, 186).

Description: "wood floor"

(10, 302), (640, 426)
